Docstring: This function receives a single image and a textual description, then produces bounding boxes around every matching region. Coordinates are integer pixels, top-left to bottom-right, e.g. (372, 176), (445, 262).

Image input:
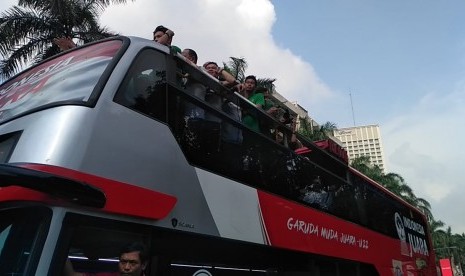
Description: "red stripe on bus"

(17, 163), (177, 220)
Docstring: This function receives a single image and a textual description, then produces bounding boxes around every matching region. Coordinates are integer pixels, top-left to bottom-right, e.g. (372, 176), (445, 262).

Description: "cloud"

(99, 0), (333, 109)
(383, 83), (465, 233)
(0, 0), (17, 11)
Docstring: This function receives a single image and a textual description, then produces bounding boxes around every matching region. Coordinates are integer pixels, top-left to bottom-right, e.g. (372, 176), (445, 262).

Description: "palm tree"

(350, 155), (384, 182)
(223, 56), (276, 92)
(350, 155), (433, 220)
(298, 121), (337, 141)
(382, 173), (415, 200)
(433, 230), (465, 273)
(0, 0), (132, 78)
(223, 57), (247, 82)
(453, 233), (465, 272)
(351, 156), (462, 268)
(256, 77), (276, 93)
(297, 116), (315, 138)
(430, 219), (446, 250)
(350, 158), (462, 269)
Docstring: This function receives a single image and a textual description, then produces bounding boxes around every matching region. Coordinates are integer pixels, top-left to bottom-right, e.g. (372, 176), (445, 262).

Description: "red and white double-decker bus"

(0, 36), (435, 275)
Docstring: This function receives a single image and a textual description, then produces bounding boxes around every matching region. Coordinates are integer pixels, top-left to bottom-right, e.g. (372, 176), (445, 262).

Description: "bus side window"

(114, 49), (167, 121)
(54, 214), (152, 276)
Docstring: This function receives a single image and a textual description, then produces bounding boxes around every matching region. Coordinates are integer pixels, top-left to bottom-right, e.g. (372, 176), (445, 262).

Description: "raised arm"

(217, 68), (239, 87)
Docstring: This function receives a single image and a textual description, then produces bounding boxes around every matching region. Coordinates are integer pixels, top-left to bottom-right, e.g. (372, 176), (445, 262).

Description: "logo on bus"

(395, 213), (406, 241)
(171, 217), (195, 229)
(394, 212), (429, 257)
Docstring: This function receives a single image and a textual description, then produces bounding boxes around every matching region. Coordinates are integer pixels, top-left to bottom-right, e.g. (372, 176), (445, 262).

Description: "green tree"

(351, 156), (464, 270)
(430, 219), (446, 250)
(350, 155), (385, 184)
(256, 77), (276, 93)
(223, 57), (247, 82)
(298, 121), (337, 141)
(0, 0), (132, 78)
(350, 155), (433, 220)
(223, 56), (276, 92)
(453, 233), (465, 272)
(438, 227), (456, 257)
(433, 232), (465, 274)
(297, 116), (314, 138)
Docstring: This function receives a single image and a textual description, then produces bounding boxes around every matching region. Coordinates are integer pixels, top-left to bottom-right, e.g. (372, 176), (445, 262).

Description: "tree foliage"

(350, 155), (431, 215)
(350, 155), (465, 272)
(223, 57), (276, 92)
(298, 120), (337, 141)
(433, 225), (465, 274)
(0, 0), (132, 78)
(223, 57), (247, 82)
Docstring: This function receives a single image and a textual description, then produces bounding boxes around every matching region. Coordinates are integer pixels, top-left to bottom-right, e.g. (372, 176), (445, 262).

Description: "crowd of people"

(173, 34), (300, 149)
(54, 25), (301, 149)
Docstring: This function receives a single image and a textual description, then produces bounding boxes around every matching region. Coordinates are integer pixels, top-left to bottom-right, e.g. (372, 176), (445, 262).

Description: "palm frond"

(225, 56), (247, 81)
(1, 0), (126, 78)
(257, 77), (276, 92)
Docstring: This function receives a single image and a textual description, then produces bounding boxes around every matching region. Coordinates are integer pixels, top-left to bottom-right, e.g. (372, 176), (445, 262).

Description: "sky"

(1, 0), (464, 233)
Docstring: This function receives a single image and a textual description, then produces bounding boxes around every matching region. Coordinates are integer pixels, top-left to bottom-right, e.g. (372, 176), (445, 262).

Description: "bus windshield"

(0, 39), (123, 124)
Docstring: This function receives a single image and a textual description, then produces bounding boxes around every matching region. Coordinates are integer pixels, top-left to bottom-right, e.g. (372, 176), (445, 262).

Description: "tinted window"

(0, 207), (51, 275)
(0, 131), (21, 163)
(54, 214), (152, 275)
(114, 48), (167, 121)
(152, 227), (379, 276)
(350, 172), (430, 246)
(163, 58), (350, 216)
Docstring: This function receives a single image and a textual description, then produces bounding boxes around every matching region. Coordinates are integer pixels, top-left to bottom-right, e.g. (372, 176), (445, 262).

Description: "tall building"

(334, 125), (387, 172)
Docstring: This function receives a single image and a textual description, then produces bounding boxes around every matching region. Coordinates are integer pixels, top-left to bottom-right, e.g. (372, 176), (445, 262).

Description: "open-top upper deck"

(0, 36), (435, 275)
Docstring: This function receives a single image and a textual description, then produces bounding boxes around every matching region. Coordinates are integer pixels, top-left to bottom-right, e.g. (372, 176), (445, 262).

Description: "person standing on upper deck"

(202, 61), (243, 144)
(202, 61), (240, 117)
(152, 25), (181, 54)
(203, 61), (239, 87)
(180, 48), (207, 119)
(181, 48), (198, 65)
(241, 75), (265, 133)
(54, 24), (180, 53)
